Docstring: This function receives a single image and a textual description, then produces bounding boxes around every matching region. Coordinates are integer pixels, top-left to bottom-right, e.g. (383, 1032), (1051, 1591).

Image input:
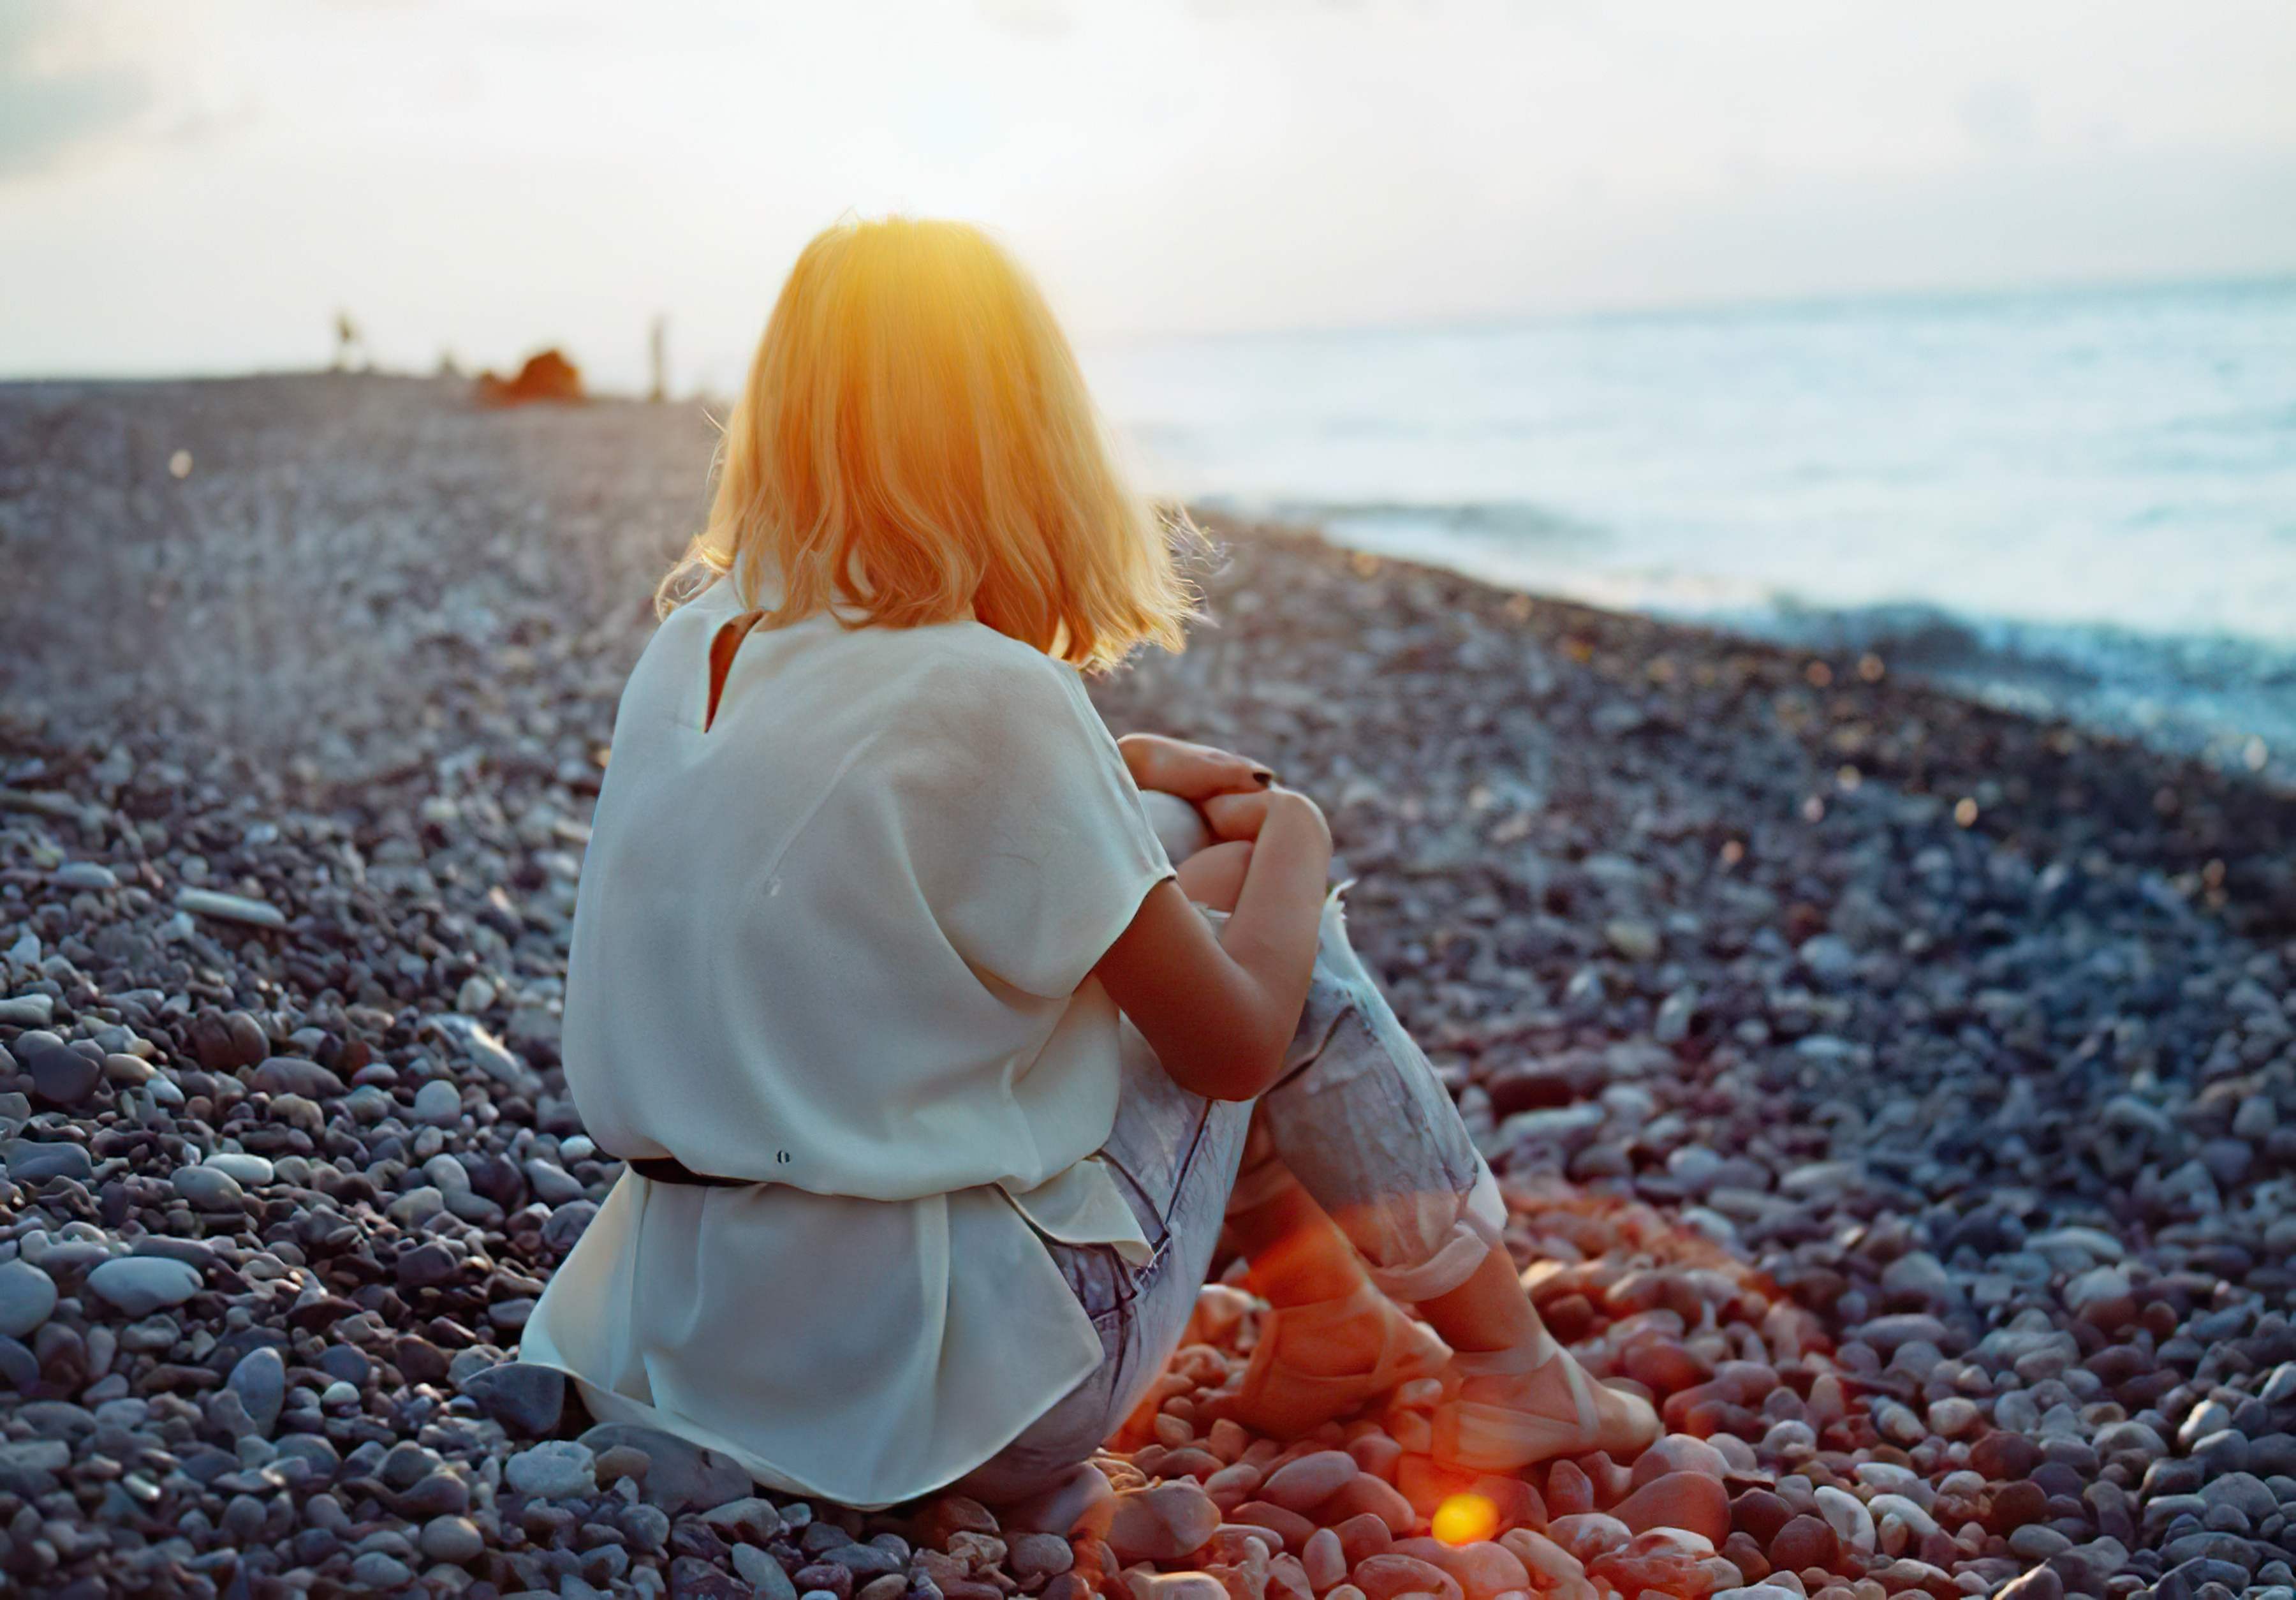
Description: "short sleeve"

(892, 645), (1175, 1001)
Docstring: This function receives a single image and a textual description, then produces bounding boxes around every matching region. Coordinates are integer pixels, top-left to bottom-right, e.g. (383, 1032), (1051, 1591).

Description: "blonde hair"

(656, 216), (1200, 673)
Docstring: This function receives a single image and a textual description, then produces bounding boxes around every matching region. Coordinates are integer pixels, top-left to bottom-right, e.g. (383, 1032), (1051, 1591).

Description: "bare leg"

(1220, 1109), (1387, 1370)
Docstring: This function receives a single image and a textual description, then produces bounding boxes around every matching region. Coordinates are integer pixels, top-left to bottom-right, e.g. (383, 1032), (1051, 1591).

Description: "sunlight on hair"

(656, 215), (1202, 674)
(1432, 1491), (1498, 1546)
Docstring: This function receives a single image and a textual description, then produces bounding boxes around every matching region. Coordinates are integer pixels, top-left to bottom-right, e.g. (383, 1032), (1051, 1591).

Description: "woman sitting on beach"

(517, 215), (1659, 1522)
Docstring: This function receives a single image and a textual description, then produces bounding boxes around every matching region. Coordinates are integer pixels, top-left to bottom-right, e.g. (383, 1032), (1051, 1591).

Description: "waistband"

(621, 1153), (760, 1189)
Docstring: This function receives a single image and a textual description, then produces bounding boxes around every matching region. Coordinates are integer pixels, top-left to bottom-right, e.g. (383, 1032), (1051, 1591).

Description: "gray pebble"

(172, 1164), (246, 1211)
(203, 1150), (274, 1186)
(226, 1345), (285, 1436)
(413, 1078), (464, 1127)
(85, 1256), (202, 1315)
(0, 1259), (58, 1340)
(421, 1513), (486, 1563)
(24, 1039), (101, 1107)
(2, 1139), (94, 1185)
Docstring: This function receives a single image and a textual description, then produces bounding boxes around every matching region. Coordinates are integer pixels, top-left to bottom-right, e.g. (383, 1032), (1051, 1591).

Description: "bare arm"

(1093, 787), (1332, 1102)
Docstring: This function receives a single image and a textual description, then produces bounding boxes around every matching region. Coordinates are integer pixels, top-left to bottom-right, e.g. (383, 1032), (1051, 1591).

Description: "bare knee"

(1174, 840), (1252, 913)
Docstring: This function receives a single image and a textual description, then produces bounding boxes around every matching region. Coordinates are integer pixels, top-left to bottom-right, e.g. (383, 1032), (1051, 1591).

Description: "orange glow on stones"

(1432, 1492), (1498, 1546)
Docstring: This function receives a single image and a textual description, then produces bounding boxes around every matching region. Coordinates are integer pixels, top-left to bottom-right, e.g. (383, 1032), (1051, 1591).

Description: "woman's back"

(563, 573), (1174, 1198)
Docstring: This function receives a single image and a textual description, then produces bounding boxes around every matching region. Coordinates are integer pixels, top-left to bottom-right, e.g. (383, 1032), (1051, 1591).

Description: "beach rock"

(1262, 1450), (1360, 1514)
(226, 1345), (285, 1435)
(247, 1055), (346, 1099)
(1108, 1483), (1223, 1564)
(172, 1164), (245, 1211)
(85, 1256), (202, 1315)
(1008, 1533), (1075, 1580)
(461, 1360), (567, 1436)
(1546, 1515), (1631, 1564)
(1350, 1553), (1462, 1600)
(1767, 1515), (1839, 1573)
(22, 1037), (101, 1106)
(1628, 1433), (1731, 1487)
(1544, 1460), (1593, 1518)
(1615, 1472), (1730, 1545)
(0, 1260), (59, 1340)
(177, 887), (288, 929)
(1332, 1513), (1395, 1568)
(203, 1150), (274, 1185)
(421, 1513), (486, 1564)
(1429, 1540), (1531, 1600)
(1304, 1528), (1348, 1590)
(1973, 1432), (2044, 1482)
(1813, 1485), (1876, 1558)
(413, 1077), (463, 1126)
(3, 1139), (94, 1184)
(507, 1439), (596, 1500)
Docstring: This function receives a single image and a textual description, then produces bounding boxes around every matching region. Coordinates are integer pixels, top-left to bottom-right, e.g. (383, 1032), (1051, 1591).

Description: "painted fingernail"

(1253, 769), (1276, 786)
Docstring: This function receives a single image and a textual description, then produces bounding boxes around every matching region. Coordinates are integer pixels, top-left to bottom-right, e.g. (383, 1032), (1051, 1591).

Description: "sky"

(4, 0), (2294, 393)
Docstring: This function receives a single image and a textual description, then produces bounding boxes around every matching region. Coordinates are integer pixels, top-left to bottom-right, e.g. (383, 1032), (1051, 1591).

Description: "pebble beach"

(1, 374), (2293, 1600)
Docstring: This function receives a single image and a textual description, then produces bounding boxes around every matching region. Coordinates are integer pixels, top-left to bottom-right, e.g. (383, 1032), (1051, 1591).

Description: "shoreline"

(1, 374), (2293, 1598)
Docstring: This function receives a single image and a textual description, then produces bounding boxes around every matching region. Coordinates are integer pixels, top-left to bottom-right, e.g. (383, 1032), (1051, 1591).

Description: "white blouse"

(519, 572), (1176, 1509)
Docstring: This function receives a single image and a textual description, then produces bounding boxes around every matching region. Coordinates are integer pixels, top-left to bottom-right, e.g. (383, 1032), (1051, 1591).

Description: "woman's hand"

(1117, 733), (1272, 804)
(1202, 785), (1330, 852)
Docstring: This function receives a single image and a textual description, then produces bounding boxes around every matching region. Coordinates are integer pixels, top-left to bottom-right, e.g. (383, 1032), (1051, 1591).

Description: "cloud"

(0, 3), (152, 181)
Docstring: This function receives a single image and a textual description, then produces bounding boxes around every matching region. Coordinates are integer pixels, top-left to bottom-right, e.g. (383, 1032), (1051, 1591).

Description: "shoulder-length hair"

(655, 216), (1200, 673)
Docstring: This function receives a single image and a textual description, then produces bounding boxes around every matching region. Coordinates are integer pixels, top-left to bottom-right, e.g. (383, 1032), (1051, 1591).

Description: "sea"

(1082, 278), (2296, 786)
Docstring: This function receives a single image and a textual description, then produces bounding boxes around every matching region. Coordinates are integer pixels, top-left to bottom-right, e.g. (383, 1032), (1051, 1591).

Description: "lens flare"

(1432, 1492), (1498, 1546)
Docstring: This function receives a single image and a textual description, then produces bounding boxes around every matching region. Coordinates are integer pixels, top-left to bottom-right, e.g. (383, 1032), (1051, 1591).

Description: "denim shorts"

(945, 889), (1507, 1503)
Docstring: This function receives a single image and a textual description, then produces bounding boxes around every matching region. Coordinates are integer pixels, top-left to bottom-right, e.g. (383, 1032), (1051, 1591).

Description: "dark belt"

(622, 1155), (762, 1189)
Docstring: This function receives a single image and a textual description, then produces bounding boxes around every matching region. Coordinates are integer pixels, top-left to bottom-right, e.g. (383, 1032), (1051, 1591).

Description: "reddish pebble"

(1107, 1483), (1225, 1565)
(1268, 1554), (1314, 1600)
(1348, 1433), (1405, 1483)
(1543, 1460), (1594, 1518)
(1497, 1529), (1581, 1586)
(1206, 1463), (1263, 1513)
(1351, 1553), (1463, 1600)
(1723, 1531), (1770, 1581)
(1262, 1451), (1361, 1515)
(1987, 1481), (2046, 1532)
(1424, 1541), (1531, 1600)
(1466, 1474), (1543, 1534)
(1545, 1514), (1630, 1565)
(1730, 1489), (1794, 1546)
(1332, 1513), (1395, 1569)
(1613, 1472), (1729, 1546)
(1304, 1529), (1348, 1592)
(1769, 1514), (1842, 1573)
(1231, 1502), (1317, 1554)
(1589, 1549), (1698, 1596)
(1581, 1452), (1633, 1507)
(1626, 1434), (1730, 1490)
(1540, 1294), (1597, 1344)
(1617, 1336), (1712, 1396)
(1202, 1527), (1280, 1567)
(1325, 1475), (1417, 1537)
